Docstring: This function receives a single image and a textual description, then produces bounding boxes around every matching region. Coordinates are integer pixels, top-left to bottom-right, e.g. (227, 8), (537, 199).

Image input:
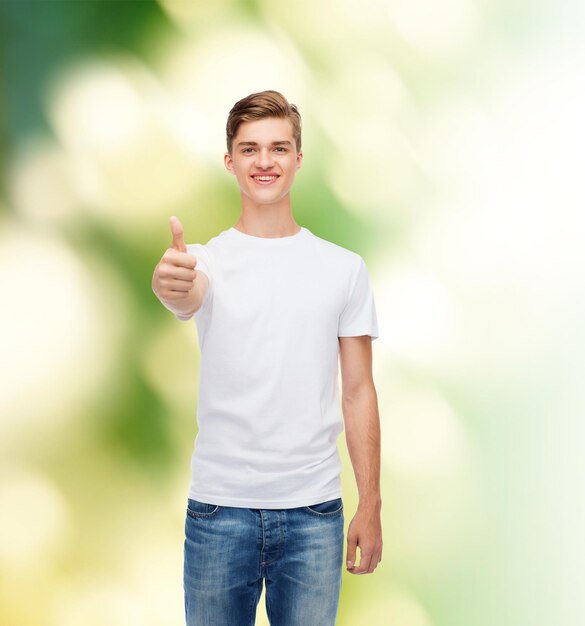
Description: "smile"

(251, 175), (279, 184)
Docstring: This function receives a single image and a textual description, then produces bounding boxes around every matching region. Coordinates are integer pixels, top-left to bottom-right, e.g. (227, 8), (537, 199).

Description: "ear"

(224, 152), (235, 174)
(295, 150), (303, 171)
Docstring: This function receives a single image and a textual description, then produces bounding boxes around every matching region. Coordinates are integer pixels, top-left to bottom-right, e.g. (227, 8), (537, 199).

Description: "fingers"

(351, 551), (374, 575)
(167, 266), (197, 282)
(170, 215), (187, 252)
(164, 248), (197, 269)
(156, 263), (197, 293)
(346, 535), (357, 571)
(158, 259), (197, 279)
(162, 275), (196, 292)
(346, 541), (383, 575)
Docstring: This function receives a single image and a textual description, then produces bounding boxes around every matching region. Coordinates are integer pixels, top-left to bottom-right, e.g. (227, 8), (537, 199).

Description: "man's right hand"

(152, 216), (202, 317)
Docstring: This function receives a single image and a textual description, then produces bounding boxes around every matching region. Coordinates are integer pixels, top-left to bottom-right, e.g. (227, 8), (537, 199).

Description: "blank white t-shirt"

(181, 225), (379, 508)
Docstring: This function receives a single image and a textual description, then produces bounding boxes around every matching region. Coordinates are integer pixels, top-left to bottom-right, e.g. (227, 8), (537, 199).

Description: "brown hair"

(226, 90), (302, 154)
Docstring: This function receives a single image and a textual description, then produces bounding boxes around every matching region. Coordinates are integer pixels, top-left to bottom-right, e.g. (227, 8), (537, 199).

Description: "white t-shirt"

(181, 225), (379, 508)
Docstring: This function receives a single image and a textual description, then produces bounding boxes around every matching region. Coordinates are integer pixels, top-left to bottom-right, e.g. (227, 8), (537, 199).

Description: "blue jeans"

(183, 497), (344, 625)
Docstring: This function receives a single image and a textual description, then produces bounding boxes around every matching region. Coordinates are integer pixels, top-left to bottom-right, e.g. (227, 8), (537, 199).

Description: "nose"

(255, 147), (274, 169)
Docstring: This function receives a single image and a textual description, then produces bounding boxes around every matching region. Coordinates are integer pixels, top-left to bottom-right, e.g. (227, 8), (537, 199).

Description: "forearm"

(342, 383), (382, 510)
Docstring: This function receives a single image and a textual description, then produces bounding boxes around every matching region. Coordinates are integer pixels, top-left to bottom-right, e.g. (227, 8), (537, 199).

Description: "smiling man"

(152, 91), (382, 626)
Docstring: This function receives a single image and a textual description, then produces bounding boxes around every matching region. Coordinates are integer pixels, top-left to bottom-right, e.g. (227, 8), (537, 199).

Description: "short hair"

(226, 90), (302, 154)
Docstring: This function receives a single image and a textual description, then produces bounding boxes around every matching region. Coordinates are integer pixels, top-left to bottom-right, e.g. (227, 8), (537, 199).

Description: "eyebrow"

(236, 140), (293, 148)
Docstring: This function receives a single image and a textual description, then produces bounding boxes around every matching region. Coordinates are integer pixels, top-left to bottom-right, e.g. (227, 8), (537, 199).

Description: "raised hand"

(152, 216), (201, 315)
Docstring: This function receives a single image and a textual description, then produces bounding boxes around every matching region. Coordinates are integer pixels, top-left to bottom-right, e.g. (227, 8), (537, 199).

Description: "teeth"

(254, 176), (277, 181)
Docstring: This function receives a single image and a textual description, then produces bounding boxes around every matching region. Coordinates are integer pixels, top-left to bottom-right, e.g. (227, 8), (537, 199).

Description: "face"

(224, 117), (303, 208)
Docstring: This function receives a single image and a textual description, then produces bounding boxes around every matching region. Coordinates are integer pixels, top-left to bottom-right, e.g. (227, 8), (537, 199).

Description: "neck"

(234, 198), (300, 238)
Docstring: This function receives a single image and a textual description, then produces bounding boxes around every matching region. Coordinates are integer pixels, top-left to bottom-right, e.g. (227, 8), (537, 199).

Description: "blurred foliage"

(0, 0), (170, 149)
(1, 1), (583, 625)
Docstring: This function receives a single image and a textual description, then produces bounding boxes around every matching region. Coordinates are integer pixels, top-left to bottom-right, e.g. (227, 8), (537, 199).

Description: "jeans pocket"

(304, 497), (343, 516)
(187, 498), (220, 519)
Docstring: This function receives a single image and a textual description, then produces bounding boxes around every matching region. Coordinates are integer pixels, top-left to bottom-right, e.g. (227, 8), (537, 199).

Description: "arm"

(339, 334), (383, 575)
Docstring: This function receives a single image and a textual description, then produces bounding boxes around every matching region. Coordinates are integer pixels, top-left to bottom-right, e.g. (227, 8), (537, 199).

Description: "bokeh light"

(0, 219), (128, 448)
(0, 469), (71, 569)
(1, 0), (583, 625)
(46, 57), (202, 233)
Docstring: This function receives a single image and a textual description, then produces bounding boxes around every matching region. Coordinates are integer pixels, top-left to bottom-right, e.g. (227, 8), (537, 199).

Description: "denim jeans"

(183, 497), (344, 625)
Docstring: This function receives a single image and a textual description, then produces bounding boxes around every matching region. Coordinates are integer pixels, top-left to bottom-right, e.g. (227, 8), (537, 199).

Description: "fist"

(152, 216), (198, 303)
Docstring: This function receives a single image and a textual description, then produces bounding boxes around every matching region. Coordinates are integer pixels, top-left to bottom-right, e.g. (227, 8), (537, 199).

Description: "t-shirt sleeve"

(175, 243), (213, 321)
(338, 256), (379, 340)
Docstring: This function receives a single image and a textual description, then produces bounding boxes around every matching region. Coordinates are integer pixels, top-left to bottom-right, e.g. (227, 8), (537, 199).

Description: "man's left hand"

(345, 506), (383, 575)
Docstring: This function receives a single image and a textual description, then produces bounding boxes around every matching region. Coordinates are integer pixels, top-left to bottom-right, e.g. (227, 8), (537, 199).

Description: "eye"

(274, 146), (287, 152)
(242, 147), (254, 153)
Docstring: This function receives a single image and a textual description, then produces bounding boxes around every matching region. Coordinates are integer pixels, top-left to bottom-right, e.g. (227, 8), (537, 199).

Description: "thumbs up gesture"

(152, 216), (203, 317)
(170, 215), (188, 253)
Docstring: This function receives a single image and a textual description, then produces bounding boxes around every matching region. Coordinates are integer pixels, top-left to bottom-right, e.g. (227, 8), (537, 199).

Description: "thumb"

(169, 215), (187, 252)
(346, 534), (357, 570)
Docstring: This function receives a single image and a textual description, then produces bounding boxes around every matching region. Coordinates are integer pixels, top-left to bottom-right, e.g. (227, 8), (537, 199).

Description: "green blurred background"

(1, 1), (583, 625)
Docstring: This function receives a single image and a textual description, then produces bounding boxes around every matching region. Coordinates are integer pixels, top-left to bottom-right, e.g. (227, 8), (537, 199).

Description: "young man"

(152, 90), (382, 626)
